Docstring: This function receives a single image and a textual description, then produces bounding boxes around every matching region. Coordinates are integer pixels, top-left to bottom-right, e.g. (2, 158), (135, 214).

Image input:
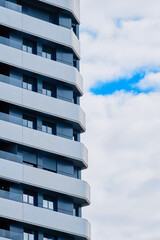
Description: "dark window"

(23, 38), (36, 54)
(73, 132), (78, 141)
(42, 82), (56, 97)
(42, 121), (56, 135)
(73, 58), (77, 68)
(23, 75), (35, 91)
(0, 180), (9, 191)
(71, 22), (76, 35)
(73, 94), (78, 104)
(73, 206), (79, 217)
(42, 45), (55, 60)
(23, 114), (36, 129)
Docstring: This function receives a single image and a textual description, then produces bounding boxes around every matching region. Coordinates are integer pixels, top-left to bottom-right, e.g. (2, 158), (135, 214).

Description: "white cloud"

(80, 0), (160, 90)
(79, 1), (160, 239)
(81, 92), (160, 240)
(136, 72), (160, 91)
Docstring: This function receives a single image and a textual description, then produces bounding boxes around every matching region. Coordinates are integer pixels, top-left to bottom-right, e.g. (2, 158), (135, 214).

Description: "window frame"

(23, 38), (36, 54)
(23, 190), (35, 206)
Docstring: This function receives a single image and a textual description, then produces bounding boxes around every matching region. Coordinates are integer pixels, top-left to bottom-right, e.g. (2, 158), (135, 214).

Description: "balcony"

(0, 2), (80, 57)
(0, 43), (83, 94)
(0, 118), (88, 166)
(0, 81), (86, 131)
(0, 157), (90, 205)
(0, 196), (91, 240)
(38, 0), (80, 23)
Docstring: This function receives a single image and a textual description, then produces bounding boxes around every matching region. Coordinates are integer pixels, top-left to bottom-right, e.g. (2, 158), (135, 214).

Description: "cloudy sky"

(80, 1), (160, 239)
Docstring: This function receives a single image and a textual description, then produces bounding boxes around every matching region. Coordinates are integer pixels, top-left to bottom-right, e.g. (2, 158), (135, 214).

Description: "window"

(73, 132), (78, 141)
(24, 231), (34, 240)
(42, 121), (56, 135)
(73, 94), (78, 104)
(72, 22), (77, 35)
(42, 45), (55, 60)
(42, 82), (51, 97)
(0, 180), (9, 191)
(43, 197), (56, 211)
(23, 190), (35, 205)
(73, 58), (77, 68)
(73, 206), (79, 217)
(23, 115), (35, 129)
(23, 39), (36, 54)
(23, 76), (34, 91)
(42, 82), (56, 97)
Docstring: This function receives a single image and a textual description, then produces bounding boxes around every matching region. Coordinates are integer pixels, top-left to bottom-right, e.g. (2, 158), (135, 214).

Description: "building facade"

(0, 0), (90, 240)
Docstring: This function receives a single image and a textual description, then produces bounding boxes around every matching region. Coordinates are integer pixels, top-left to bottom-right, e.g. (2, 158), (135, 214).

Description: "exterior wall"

(0, 1), (90, 240)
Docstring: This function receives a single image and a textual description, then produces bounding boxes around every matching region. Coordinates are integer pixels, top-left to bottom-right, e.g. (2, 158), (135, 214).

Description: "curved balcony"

(0, 43), (83, 94)
(38, 0), (80, 23)
(0, 158), (90, 205)
(0, 120), (88, 168)
(0, 198), (91, 240)
(0, 5), (80, 58)
(0, 81), (86, 132)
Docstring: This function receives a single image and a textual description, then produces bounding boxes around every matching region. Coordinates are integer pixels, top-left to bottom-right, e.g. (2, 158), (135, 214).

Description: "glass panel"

(42, 89), (47, 95)
(23, 119), (27, 127)
(23, 45), (27, 52)
(29, 233), (34, 240)
(47, 126), (52, 134)
(24, 232), (29, 240)
(43, 199), (48, 208)
(42, 125), (47, 133)
(28, 83), (32, 91)
(23, 194), (28, 203)
(47, 53), (51, 59)
(29, 195), (34, 205)
(47, 90), (51, 96)
(23, 82), (27, 89)
(28, 46), (33, 53)
(49, 201), (53, 210)
(28, 120), (33, 128)
(42, 52), (46, 58)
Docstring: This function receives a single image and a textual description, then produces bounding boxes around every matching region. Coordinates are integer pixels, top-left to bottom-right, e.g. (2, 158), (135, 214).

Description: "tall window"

(43, 196), (56, 211)
(23, 115), (35, 129)
(23, 38), (36, 54)
(42, 121), (56, 135)
(73, 206), (79, 217)
(24, 231), (34, 240)
(23, 190), (35, 205)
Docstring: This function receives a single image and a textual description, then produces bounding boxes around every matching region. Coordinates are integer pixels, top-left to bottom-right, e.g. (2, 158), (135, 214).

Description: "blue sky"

(90, 72), (146, 95)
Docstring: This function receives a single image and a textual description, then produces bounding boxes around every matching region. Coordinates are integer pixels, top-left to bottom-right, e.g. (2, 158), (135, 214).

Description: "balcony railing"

(0, 0), (22, 13)
(0, 228), (22, 240)
(0, 189), (22, 203)
(0, 35), (76, 68)
(0, 112), (22, 126)
(0, 74), (22, 88)
(0, 150), (22, 164)
(0, 0), (78, 37)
